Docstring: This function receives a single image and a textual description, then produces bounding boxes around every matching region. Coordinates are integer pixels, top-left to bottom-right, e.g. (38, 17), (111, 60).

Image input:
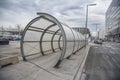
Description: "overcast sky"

(0, 0), (112, 33)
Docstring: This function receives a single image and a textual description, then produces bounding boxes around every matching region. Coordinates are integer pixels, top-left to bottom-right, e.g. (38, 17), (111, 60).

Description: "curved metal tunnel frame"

(20, 13), (85, 67)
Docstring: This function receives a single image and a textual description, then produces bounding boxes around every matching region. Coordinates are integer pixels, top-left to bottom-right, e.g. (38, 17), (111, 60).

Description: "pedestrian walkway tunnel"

(21, 13), (85, 67)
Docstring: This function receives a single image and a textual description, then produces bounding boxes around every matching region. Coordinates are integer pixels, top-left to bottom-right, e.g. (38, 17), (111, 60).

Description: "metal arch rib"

(37, 13), (67, 68)
(39, 23), (56, 56)
(58, 35), (62, 50)
(21, 17), (41, 61)
(61, 23), (76, 57)
(76, 32), (80, 51)
(51, 29), (60, 52)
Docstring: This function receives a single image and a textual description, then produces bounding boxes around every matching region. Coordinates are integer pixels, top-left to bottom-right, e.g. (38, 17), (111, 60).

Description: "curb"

(75, 44), (91, 80)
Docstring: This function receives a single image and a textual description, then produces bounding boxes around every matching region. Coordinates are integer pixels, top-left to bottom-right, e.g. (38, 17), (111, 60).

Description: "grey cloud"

(0, 0), (112, 32)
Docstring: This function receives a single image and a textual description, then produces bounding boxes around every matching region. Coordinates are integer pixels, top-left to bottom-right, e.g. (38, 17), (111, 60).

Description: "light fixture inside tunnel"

(20, 13), (86, 68)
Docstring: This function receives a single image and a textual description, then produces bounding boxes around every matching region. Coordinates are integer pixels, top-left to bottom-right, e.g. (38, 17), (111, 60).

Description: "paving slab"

(0, 44), (91, 80)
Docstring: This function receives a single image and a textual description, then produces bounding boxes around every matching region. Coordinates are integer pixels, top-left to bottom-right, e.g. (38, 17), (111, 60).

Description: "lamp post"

(85, 4), (96, 46)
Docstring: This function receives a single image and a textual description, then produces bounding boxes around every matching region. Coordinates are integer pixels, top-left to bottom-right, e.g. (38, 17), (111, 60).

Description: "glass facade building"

(106, 0), (120, 42)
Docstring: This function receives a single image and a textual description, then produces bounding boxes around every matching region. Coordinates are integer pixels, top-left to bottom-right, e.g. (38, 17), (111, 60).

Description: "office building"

(106, 0), (120, 42)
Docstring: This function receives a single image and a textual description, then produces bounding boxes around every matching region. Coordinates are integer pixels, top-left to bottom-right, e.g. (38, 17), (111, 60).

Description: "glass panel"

(29, 26), (44, 32)
(42, 42), (51, 51)
(72, 31), (78, 52)
(42, 33), (53, 41)
(80, 34), (83, 47)
(23, 42), (40, 55)
(78, 34), (81, 49)
(76, 32), (80, 50)
(53, 42), (59, 50)
(31, 17), (54, 29)
(62, 24), (74, 58)
(49, 25), (60, 31)
(62, 25), (74, 40)
(59, 37), (63, 49)
(53, 35), (60, 40)
(24, 30), (42, 41)
(64, 42), (74, 58)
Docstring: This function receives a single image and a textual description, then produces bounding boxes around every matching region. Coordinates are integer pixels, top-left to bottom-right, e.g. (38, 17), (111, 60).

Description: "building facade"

(106, 0), (120, 42)
(98, 28), (105, 40)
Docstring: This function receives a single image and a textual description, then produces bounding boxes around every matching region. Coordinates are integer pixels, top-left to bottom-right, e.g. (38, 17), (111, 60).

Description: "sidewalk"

(0, 44), (91, 80)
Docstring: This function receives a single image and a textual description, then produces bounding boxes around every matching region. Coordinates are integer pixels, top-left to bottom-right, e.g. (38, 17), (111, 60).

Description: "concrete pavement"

(0, 43), (91, 80)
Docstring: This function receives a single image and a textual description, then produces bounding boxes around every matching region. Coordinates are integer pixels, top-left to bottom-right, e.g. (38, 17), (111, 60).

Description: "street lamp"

(85, 4), (96, 46)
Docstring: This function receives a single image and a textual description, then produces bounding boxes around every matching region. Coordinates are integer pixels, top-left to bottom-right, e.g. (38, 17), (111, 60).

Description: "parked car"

(94, 40), (102, 44)
(0, 37), (9, 45)
(13, 37), (21, 41)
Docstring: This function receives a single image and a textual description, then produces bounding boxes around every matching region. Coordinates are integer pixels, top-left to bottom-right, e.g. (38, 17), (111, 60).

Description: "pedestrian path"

(0, 44), (91, 80)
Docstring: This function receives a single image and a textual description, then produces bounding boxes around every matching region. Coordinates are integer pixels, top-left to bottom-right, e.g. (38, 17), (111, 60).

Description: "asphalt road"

(83, 42), (120, 80)
(0, 41), (20, 56)
(0, 41), (20, 50)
